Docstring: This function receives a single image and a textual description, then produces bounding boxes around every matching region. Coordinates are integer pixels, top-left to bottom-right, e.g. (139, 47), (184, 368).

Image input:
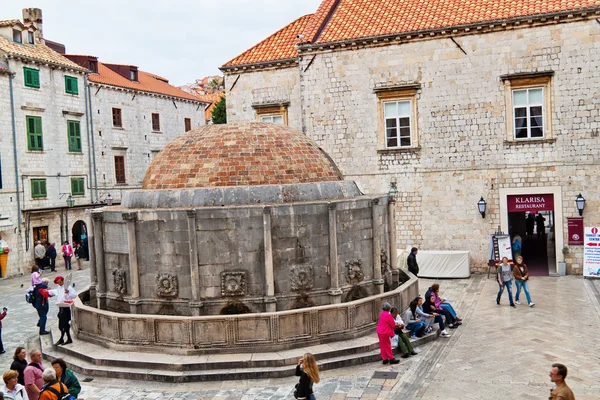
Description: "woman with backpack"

(50, 359), (80, 399)
(294, 353), (320, 400)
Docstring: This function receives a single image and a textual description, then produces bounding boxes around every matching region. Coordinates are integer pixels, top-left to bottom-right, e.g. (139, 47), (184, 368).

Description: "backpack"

(26, 290), (36, 304)
(513, 240), (521, 251)
(41, 383), (75, 400)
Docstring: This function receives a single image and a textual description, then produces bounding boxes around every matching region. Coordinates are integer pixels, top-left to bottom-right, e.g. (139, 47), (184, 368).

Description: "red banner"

(568, 217), (584, 245)
(507, 194), (554, 213)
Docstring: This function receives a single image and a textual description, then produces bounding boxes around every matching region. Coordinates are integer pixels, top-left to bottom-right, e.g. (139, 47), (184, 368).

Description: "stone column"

(91, 212), (105, 309)
(122, 212), (141, 314)
(88, 213), (98, 301)
(372, 199), (384, 294)
(388, 197), (399, 288)
(186, 210), (203, 316)
(263, 207), (276, 312)
(328, 203), (343, 303)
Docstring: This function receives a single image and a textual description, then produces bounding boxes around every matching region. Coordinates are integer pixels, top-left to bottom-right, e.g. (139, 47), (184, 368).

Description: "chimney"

(22, 8), (43, 42)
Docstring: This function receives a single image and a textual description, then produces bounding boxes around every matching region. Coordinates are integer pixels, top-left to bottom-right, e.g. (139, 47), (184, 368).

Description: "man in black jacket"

(407, 247), (419, 276)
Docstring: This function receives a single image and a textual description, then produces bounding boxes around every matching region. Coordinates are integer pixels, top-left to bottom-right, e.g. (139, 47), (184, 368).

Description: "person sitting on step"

(390, 307), (418, 358)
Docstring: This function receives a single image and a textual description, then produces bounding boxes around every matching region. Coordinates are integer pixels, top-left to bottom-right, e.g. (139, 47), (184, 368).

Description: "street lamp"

(66, 195), (75, 208)
(477, 197), (487, 218)
(575, 193), (585, 216)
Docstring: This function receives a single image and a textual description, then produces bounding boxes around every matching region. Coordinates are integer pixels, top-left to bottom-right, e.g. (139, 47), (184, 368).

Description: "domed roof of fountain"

(142, 122), (343, 190)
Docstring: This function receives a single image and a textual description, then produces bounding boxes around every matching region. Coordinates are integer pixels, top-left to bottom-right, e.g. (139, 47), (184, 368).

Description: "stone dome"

(142, 122), (343, 190)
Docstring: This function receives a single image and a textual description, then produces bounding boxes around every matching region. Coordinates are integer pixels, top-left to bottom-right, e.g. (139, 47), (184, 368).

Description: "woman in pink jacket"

(376, 302), (399, 364)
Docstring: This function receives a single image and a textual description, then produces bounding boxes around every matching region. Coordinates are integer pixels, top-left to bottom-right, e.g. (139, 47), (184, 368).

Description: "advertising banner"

(567, 217), (584, 245)
(507, 194), (554, 213)
(583, 227), (600, 277)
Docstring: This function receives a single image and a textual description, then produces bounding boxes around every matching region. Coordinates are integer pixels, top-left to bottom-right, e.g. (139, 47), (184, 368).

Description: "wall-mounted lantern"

(575, 193), (585, 216)
(477, 197), (487, 218)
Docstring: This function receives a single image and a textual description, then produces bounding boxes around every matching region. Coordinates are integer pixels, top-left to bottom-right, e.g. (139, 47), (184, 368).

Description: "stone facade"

(224, 19), (600, 274)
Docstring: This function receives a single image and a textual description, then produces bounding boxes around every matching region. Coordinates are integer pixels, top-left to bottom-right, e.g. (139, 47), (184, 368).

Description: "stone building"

(0, 9), (207, 276)
(221, 0), (600, 275)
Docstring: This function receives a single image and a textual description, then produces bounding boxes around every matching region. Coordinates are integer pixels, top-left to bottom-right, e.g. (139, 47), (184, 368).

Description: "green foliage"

(212, 96), (227, 124)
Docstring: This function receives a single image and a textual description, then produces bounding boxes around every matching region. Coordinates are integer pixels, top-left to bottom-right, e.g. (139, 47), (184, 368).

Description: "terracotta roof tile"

(222, 14), (313, 67)
(223, 0), (600, 68)
(194, 93), (224, 121)
(315, 0), (600, 43)
(88, 62), (203, 102)
(0, 19), (23, 28)
(0, 37), (86, 71)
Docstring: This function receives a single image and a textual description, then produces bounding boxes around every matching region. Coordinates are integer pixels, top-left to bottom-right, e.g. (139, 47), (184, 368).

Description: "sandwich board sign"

(583, 227), (600, 277)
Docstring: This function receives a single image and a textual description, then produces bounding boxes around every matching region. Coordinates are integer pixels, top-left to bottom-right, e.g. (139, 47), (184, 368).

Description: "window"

(184, 118), (192, 132)
(27, 31), (34, 44)
(260, 115), (284, 124)
(64, 76), (78, 95)
(23, 67), (40, 88)
(151, 113), (160, 131)
(26, 116), (43, 151)
(13, 29), (22, 43)
(112, 108), (122, 127)
(67, 120), (82, 152)
(513, 88), (544, 139)
(89, 60), (98, 73)
(114, 156), (126, 184)
(31, 179), (47, 198)
(71, 178), (85, 196)
(130, 69), (138, 81)
(383, 100), (412, 147)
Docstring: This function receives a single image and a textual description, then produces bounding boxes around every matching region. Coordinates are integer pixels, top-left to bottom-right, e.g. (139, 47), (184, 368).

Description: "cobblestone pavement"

(1, 267), (599, 399)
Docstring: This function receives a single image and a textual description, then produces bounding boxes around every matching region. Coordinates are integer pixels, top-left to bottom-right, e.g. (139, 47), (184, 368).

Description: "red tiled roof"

(194, 93), (224, 121)
(0, 19), (23, 28)
(223, 0), (600, 68)
(0, 37), (86, 71)
(88, 62), (203, 102)
(315, 0), (600, 43)
(222, 14), (313, 67)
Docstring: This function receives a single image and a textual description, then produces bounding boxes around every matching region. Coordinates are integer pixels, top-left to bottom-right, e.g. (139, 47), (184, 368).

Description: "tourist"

(1, 369), (29, 400)
(49, 277), (77, 345)
(30, 265), (42, 287)
(513, 256), (534, 307)
(389, 307), (417, 358)
(422, 294), (456, 333)
(376, 302), (399, 364)
(10, 347), (28, 386)
(404, 299), (426, 339)
(50, 359), (80, 398)
(536, 213), (546, 241)
(23, 350), (44, 400)
(549, 363), (575, 400)
(61, 242), (73, 271)
(46, 244), (57, 273)
(419, 296), (452, 337)
(294, 353), (320, 400)
(34, 242), (45, 269)
(38, 368), (68, 400)
(512, 232), (522, 259)
(74, 243), (84, 271)
(0, 306), (6, 354)
(426, 284), (462, 323)
(407, 247), (419, 276)
(526, 213), (535, 239)
(32, 279), (51, 335)
(496, 257), (516, 307)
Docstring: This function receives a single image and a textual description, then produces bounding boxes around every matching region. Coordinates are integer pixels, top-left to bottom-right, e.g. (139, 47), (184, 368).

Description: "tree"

(212, 96), (227, 124)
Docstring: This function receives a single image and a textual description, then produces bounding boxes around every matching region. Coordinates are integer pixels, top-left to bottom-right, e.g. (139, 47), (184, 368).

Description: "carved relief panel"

(156, 273), (179, 297)
(112, 269), (127, 295)
(346, 259), (364, 284)
(221, 271), (247, 296)
(290, 265), (313, 291)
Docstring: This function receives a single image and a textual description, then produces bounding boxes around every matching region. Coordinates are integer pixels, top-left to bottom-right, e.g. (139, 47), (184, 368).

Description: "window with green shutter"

(26, 116), (43, 151)
(71, 178), (85, 196)
(31, 179), (47, 198)
(67, 120), (82, 152)
(65, 75), (78, 95)
(24, 67), (40, 88)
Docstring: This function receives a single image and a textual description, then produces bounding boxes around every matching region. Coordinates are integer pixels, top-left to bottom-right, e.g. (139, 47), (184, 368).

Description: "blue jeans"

(440, 302), (457, 318)
(406, 322), (425, 337)
(514, 280), (532, 303)
(497, 280), (514, 305)
(36, 303), (48, 333)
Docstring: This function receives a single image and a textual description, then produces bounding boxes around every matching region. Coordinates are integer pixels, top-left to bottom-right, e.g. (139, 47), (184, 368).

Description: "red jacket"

(376, 311), (396, 337)
(0, 310), (5, 328)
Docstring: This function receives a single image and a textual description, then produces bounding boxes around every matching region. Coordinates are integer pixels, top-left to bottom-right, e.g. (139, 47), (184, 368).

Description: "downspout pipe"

(83, 75), (94, 203)
(8, 71), (22, 233)
(87, 81), (99, 201)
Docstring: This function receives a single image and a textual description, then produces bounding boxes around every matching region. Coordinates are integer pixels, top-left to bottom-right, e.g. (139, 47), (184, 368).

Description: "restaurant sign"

(507, 194), (554, 213)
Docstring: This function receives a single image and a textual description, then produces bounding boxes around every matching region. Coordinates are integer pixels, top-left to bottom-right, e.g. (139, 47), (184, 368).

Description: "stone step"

(40, 327), (441, 382)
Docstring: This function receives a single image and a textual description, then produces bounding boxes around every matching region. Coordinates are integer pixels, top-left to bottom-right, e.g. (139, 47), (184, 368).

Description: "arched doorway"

(72, 220), (88, 260)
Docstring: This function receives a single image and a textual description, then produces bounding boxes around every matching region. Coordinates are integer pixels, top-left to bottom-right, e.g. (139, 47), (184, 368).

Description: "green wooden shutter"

(24, 68), (40, 88)
(31, 179), (47, 198)
(40, 179), (46, 197)
(32, 70), (40, 87)
(68, 121), (81, 152)
(24, 68), (32, 86)
(34, 117), (43, 150)
(26, 116), (43, 151)
(71, 178), (85, 195)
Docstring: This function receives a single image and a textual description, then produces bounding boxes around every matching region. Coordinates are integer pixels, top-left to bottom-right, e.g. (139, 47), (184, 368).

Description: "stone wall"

(95, 195), (390, 315)
(225, 19), (600, 273)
